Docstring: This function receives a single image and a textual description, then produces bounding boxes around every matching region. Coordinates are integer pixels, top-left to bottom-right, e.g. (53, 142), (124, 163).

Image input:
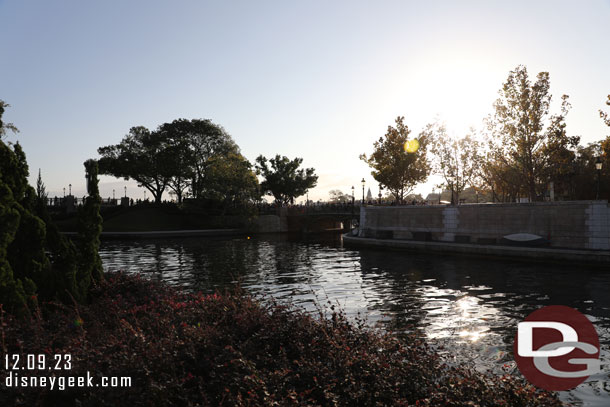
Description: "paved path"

(343, 234), (610, 265)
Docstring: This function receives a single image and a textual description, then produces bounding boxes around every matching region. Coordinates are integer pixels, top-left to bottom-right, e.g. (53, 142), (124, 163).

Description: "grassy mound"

(0, 273), (562, 406)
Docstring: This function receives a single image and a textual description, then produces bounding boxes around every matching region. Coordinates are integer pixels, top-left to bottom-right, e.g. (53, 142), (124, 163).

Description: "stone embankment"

(345, 201), (610, 264)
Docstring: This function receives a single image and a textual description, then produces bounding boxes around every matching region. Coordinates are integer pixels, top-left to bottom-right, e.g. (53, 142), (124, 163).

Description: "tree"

(328, 190), (350, 203)
(204, 152), (260, 213)
(426, 122), (481, 205)
(360, 116), (430, 202)
(158, 121), (194, 204)
(486, 65), (572, 201)
(158, 119), (238, 202)
(600, 95), (610, 127)
(570, 137), (610, 201)
(75, 159), (104, 296)
(36, 169), (47, 201)
(99, 119), (239, 204)
(255, 155), (318, 206)
(0, 100), (18, 139)
(538, 99), (579, 200)
(178, 119), (239, 200)
(98, 126), (172, 204)
(0, 101), (102, 312)
(476, 131), (525, 202)
(0, 104), (35, 312)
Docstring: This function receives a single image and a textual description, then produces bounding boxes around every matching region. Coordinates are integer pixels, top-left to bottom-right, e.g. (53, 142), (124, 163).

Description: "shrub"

(0, 102), (103, 311)
(0, 273), (563, 406)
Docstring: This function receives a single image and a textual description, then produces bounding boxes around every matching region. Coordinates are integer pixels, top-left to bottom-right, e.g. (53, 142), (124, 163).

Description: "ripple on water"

(100, 236), (610, 406)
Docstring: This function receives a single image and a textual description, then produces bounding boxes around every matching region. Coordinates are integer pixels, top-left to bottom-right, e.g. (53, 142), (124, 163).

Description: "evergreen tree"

(76, 159), (104, 293)
(0, 101), (102, 312)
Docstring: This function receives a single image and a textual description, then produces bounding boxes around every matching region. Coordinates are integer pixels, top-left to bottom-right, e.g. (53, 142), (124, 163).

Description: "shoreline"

(343, 233), (610, 265)
(62, 228), (244, 239)
(0, 272), (562, 406)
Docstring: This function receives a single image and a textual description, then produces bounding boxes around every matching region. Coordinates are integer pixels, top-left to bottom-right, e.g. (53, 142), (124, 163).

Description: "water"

(99, 234), (610, 406)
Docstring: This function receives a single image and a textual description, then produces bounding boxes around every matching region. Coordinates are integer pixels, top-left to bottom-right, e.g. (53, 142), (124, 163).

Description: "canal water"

(99, 234), (610, 406)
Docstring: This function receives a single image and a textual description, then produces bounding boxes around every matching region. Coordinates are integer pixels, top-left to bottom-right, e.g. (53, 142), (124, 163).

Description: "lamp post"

(361, 178), (365, 205)
(113, 189), (115, 200)
(378, 183), (383, 205)
(68, 183), (72, 196)
(124, 186), (127, 198)
(351, 185), (355, 226)
(63, 187), (65, 198)
(596, 156), (603, 200)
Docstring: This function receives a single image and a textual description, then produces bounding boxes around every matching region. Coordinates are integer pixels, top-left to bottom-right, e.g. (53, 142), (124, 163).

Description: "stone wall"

(253, 214), (286, 233)
(358, 201), (610, 250)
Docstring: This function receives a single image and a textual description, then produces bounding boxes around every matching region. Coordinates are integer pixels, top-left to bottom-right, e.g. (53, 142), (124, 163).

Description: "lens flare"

(404, 139), (420, 153)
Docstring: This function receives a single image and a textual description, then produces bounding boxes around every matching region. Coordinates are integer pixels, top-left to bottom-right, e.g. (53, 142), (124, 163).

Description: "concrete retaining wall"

(358, 201), (610, 250)
(253, 214), (288, 233)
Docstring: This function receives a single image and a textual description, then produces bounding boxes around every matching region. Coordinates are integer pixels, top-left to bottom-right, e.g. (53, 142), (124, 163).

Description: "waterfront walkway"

(343, 234), (610, 265)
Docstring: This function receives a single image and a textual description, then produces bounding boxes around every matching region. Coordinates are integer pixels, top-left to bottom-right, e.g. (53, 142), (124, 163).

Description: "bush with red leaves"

(0, 272), (562, 406)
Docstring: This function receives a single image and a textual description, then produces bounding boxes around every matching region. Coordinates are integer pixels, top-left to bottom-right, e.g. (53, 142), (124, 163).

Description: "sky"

(1, 0), (610, 202)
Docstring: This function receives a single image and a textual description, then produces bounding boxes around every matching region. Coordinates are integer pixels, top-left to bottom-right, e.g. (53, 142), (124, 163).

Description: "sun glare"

(402, 53), (501, 139)
(404, 138), (420, 153)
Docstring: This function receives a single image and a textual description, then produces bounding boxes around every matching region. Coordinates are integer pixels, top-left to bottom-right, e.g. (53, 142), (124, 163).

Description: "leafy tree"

(176, 119), (239, 200)
(99, 119), (239, 204)
(360, 116), (430, 202)
(204, 152), (260, 213)
(538, 99), (580, 200)
(426, 122), (481, 205)
(486, 65), (572, 201)
(98, 126), (172, 204)
(600, 95), (610, 127)
(255, 155), (318, 206)
(477, 134), (524, 202)
(157, 119), (238, 203)
(157, 122), (194, 203)
(328, 189), (351, 203)
(571, 137), (610, 201)
(0, 100), (18, 138)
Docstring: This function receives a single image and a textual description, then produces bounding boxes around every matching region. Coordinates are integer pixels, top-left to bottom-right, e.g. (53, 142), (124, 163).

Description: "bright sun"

(401, 52), (502, 139)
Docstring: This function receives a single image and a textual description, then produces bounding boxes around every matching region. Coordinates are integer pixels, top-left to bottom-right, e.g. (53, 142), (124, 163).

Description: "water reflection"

(99, 234), (610, 406)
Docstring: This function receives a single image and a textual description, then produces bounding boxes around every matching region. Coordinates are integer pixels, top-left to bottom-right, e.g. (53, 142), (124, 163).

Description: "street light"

(596, 156), (603, 200)
(378, 183), (383, 204)
(124, 186), (127, 198)
(113, 189), (115, 200)
(351, 185), (355, 230)
(68, 184), (72, 196)
(63, 187), (65, 198)
(361, 178), (365, 205)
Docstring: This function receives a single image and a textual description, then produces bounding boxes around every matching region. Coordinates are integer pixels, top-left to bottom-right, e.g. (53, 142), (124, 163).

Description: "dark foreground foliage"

(1, 273), (562, 406)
